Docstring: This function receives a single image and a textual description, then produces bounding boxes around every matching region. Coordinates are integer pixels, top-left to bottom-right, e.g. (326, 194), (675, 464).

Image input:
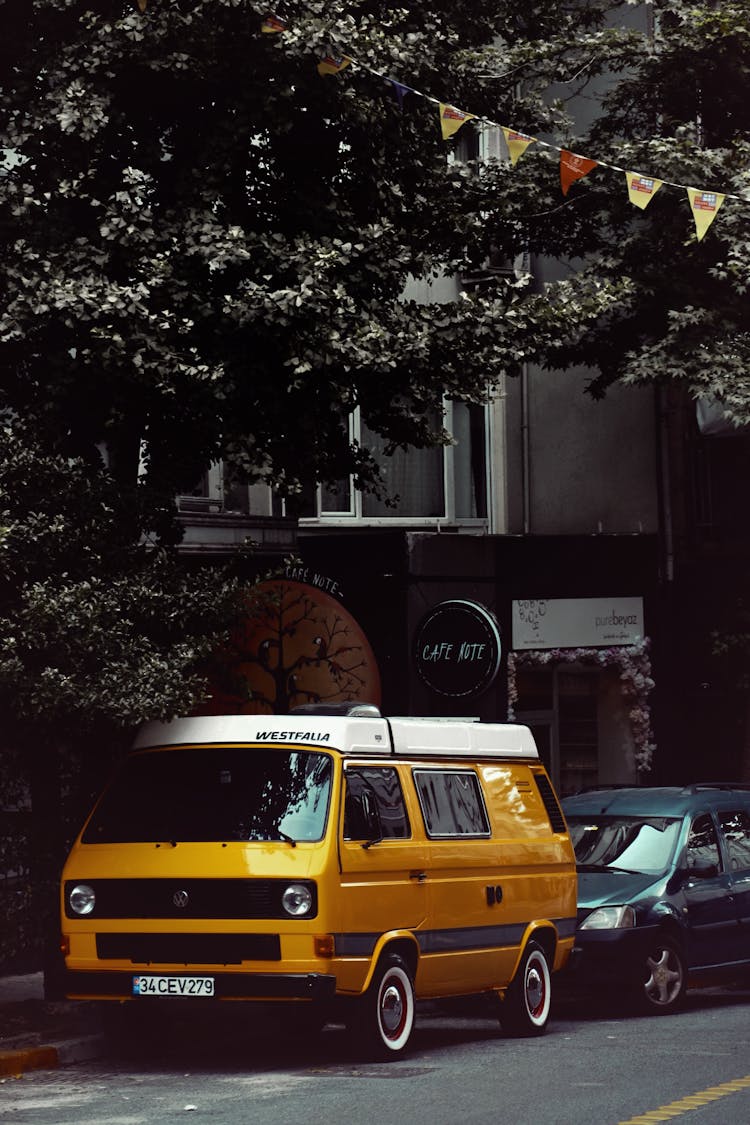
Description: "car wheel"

(637, 935), (686, 1014)
(499, 941), (551, 1037)
(352, 952), (415, 1059)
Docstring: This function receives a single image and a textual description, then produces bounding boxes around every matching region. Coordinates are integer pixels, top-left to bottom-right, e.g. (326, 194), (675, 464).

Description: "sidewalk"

(0, 972), (106, 1077)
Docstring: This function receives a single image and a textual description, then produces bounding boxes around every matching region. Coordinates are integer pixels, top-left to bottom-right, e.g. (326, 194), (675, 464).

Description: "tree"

(0, 417), (240, 968)
(0, 0), (624, 965)
(0, 0), (621, 506)
(7, 0), (748, 957)
(492, 2), (750, 422)
(0, 0), (622, 802)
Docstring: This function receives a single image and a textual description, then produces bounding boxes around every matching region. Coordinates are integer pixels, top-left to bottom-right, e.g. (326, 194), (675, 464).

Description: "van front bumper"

(63, 969), (337, 1003)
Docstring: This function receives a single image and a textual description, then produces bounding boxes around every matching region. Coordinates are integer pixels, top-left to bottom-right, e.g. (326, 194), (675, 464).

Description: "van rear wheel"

(499, 941), (551, 1037)
(352, 952), (415, 1059)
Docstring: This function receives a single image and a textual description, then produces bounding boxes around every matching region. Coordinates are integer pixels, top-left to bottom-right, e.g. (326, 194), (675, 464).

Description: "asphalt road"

(2, 985), (750, 1125)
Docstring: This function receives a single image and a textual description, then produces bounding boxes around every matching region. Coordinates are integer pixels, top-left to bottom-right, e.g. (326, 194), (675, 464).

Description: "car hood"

(576, 868), (664, 909)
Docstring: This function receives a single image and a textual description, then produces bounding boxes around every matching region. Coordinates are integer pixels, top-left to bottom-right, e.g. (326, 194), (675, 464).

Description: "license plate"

(132, 975), (215, 998)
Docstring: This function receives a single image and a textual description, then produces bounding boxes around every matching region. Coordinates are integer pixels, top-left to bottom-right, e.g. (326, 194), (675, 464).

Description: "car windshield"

(567, 815), (682, 874)
(82, 746), (333, 844)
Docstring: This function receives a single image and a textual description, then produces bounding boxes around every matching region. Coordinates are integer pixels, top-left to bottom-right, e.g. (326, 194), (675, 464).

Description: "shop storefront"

(508, 597), (654, 796)
(291, 529), (662, 790)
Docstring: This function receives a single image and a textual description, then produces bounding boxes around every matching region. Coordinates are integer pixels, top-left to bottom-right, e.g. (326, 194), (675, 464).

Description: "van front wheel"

(499, 941), (551, 1037)
(354, 953), (415, 1059)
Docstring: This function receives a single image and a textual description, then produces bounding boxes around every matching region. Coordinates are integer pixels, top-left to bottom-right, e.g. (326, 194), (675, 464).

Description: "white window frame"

(298, 399), (495, 530)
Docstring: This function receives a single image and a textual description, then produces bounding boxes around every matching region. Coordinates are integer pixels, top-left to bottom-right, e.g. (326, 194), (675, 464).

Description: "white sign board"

(512, 597), (644, 651)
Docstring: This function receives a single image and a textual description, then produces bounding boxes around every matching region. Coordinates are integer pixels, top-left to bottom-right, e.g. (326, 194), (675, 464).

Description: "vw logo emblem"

(172, 890), (189, 909)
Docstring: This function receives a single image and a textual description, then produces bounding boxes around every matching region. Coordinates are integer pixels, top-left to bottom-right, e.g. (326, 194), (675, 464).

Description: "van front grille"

(96, 932), (281, 964)
(65, 878), (317, 920)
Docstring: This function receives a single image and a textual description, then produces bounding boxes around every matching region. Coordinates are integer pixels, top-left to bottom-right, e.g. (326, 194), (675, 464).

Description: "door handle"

(410, 871), (427, 882)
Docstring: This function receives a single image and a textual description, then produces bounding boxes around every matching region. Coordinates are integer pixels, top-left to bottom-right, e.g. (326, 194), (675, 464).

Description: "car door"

(338, 763), (428, 936)
(716, 806), (750, 965)
(682, 812), (738, 970)
(410, 766), (511, 994)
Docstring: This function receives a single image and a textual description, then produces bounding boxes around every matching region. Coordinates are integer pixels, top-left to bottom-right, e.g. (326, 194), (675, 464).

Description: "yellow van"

(59, 706), (576, 1057)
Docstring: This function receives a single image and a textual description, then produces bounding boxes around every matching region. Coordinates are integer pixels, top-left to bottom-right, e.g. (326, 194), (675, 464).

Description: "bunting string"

(155, 4), (750, 241)
(314, 42), (746, 242)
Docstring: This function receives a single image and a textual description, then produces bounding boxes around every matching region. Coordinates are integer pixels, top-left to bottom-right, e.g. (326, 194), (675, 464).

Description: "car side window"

(686, 813), (721, 872)
(718, 809), (750, 871)
(343, 767), (411, 841)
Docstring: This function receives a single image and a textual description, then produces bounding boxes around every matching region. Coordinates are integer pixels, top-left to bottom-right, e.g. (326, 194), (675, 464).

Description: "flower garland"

(507, 639), (656, 773)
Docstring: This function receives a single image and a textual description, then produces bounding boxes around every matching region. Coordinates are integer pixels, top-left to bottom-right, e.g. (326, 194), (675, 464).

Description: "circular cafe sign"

(414, 599), (502, 699)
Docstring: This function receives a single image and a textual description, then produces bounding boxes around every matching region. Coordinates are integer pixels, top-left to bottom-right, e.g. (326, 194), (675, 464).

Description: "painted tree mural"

(202, 579), (382, 715)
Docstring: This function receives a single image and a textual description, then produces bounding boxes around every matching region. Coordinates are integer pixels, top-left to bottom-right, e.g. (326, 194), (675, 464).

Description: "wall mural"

(201, 579), (382, 715)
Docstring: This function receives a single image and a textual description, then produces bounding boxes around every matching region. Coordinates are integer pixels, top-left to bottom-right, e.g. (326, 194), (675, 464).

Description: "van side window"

(413, 770), (490, 838)
(687, 813), (721, 872)
(343, 768), (410, 841)
(718, 809), (750, 871)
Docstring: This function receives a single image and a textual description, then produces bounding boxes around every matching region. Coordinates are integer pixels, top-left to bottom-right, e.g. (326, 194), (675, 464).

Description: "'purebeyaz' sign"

(512, 597), (644, 651)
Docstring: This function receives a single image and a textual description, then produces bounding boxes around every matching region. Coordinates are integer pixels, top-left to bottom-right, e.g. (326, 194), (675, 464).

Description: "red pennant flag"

(261, 15), (286, 33)
(560, 150), (598, 196)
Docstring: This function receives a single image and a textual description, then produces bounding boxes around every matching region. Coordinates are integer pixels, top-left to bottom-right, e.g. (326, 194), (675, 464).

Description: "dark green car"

(561, 784), (750, 1013)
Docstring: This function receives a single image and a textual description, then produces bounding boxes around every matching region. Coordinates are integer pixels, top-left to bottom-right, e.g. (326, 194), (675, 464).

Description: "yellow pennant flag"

(502, 127), (537, 167)
(261, 15), (286, 33)
(626, 172), (663, 210)
(317, 55), (351, 77)
(687, 188), (726, 241)
(439, 103), (476, 141)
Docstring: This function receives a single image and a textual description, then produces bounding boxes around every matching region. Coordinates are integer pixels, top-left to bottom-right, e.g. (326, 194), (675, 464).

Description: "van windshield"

(82, 747), (333, 844)
(567, 815), (682, 874)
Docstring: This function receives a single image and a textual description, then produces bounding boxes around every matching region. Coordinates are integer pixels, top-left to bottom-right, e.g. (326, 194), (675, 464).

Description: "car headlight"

(579, 905), (635, 930)
(281, 883), (314, 917)
(68, 884), (96, 916)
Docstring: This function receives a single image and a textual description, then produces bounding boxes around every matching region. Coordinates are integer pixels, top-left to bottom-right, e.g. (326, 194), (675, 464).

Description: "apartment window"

(177, 463), (224, 513)
(177, 400), (492, 527)
(306, 401), (488, 525)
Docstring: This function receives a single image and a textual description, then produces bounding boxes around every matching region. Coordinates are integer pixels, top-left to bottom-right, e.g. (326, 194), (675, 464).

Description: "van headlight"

(579, 905), (635, 930)
(281, 883), (313, 917)
(68, 884), (96, 916)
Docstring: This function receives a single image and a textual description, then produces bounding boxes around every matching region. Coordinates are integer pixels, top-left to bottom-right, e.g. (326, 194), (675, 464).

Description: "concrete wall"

(504, 365), (659, 536)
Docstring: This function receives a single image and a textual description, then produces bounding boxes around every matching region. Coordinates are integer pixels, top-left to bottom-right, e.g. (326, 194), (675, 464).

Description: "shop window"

(558, 672), (598, 793)
(513, 665), (600, 797)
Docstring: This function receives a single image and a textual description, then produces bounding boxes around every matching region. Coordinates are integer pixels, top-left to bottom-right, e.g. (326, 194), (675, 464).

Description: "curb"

(0, 1034), (106, 1077)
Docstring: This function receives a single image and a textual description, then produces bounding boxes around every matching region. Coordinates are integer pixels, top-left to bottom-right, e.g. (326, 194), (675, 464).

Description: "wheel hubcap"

(381, 983), (404, 1034)
(646, 950), (681, 1004)
(526, 966), (544, 1015)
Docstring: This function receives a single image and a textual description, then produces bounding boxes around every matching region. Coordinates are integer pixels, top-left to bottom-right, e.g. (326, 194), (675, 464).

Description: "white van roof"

(132, 715), (539, 761)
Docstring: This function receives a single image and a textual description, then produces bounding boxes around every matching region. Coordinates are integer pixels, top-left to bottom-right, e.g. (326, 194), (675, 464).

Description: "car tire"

(499, 940), (551, 1037)
(635, 934), (687, 1014)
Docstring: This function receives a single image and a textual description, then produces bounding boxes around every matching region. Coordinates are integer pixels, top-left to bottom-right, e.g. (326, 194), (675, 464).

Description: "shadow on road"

(93, 980), (750, 1073)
